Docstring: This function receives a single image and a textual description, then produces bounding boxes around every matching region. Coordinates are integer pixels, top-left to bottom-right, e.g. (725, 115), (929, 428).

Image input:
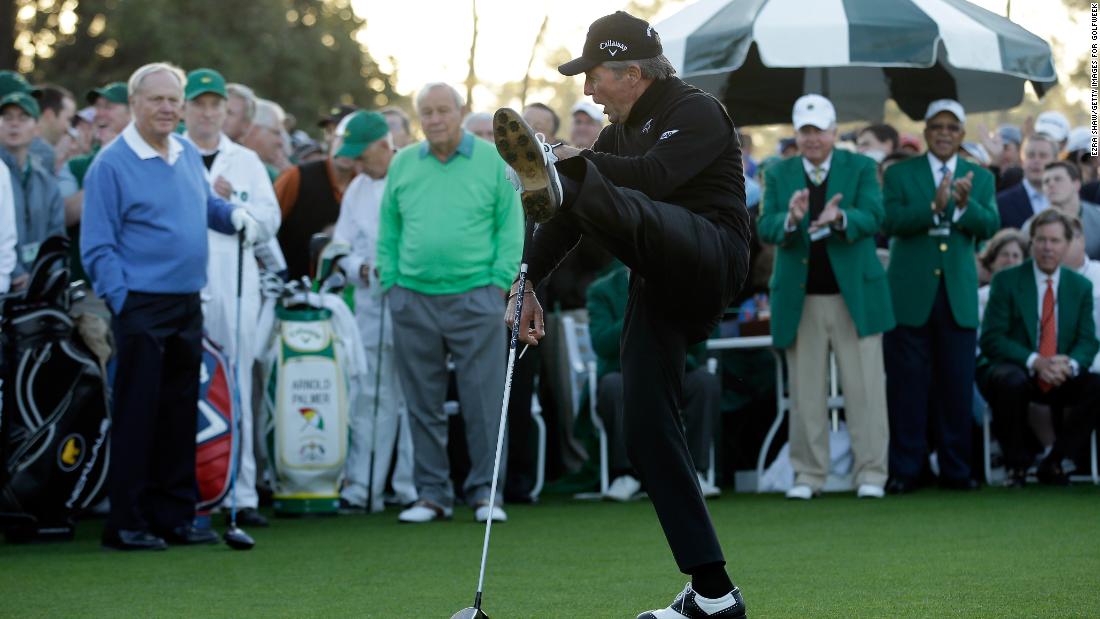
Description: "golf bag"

(0, 237), (111, 542)
(260, 295), (360, 516)
(196, 335), (236, 510)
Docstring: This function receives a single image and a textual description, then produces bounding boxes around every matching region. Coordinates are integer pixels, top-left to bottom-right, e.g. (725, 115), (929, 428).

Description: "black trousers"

(979, 362), (1100, 470)
(107, 292), (203, 533)
(598, 368), (720, 477)
(533, 158), (749, 573)
(884, 282), (976, 483)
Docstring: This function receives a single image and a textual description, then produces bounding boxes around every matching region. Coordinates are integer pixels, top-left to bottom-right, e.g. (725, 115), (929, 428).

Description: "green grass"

(2, 487), (1099, 618)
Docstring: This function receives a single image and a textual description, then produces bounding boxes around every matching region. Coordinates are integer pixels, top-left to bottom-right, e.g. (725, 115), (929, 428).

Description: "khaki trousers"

(786, 294), (889, 490)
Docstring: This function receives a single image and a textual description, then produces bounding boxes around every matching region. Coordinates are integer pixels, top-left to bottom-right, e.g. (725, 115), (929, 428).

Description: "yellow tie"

(812, 167), (825, 185)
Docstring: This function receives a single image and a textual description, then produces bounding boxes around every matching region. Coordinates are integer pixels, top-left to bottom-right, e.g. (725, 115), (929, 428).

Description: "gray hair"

(602, 54), (677, 80)
(462, 111), (492, 130)
(416, 82), (465, 111)
(253, 98), (285, 131)
(226, 83), (256, 122)
(127, 62), (186, 98)
(380, 105), (411, 133)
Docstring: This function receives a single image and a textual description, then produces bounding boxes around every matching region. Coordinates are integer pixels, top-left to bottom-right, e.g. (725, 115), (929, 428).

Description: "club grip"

(508, 264), (528, 352)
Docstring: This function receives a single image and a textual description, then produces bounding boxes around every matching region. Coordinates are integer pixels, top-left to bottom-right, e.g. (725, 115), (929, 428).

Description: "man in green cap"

(183, 67), (281, 528)
(57, 81), (131, 281)
(328, 111), (416, 512)
(0, 91), (64, 290)
(0, 70), (54, 175)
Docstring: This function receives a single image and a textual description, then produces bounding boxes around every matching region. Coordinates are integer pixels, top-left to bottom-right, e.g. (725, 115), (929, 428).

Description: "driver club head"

(223, 526), (255, 551)
(449, 608), (489, 619)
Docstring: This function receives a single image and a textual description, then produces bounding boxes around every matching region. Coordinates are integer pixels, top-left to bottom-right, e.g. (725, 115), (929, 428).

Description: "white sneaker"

(605, 475), (642, 502)
(493, 107), (563, 223)
(697, 472), (721, 499)
(857, 484), (885, 499)
(474, 503), (507, 523)
(785, 484), (815, 500)
(398, 500), (452, 523)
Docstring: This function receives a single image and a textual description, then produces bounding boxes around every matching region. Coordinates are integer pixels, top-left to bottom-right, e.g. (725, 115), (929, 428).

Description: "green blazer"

(757, 149), (895, 349)
(586, 264), (705, 379)
(978, 260), (1098, 372)
(882, 154), (999, 328)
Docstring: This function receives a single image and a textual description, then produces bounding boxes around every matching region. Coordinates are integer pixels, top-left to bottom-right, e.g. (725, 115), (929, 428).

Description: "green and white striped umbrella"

(655, 0), (1058, 125)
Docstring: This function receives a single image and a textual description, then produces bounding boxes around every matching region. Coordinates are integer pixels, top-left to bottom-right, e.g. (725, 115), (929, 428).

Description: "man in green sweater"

(377, 82), (524, 525)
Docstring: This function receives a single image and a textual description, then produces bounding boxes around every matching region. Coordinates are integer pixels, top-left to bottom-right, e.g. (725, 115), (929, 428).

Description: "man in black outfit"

(495, 12), (750, 619)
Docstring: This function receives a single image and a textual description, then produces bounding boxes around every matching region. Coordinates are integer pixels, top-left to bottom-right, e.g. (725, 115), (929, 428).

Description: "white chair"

(564, 314), (718, 497)
(444, 354), (548, 501)
(752, 348), (844, 492)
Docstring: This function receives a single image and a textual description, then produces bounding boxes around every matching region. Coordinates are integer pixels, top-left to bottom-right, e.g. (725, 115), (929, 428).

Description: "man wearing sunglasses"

(881, 99), (1000, 494)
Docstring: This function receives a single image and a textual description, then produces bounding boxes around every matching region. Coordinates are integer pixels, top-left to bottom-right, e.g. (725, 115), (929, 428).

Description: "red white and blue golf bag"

(196, 335), (236, 511)
(0, 237), (111, 542)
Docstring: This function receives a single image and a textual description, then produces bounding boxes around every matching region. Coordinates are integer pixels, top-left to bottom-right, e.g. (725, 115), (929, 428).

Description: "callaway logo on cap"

(559, 11), (662, 76)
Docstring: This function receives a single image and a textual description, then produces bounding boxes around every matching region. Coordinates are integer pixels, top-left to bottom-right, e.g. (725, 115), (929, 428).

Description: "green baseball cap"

(185, 68), (227, 101)
(87, 82), (128, 105)
(0, 92), (41, 120)
(0, 70), (35, 98)
(334, 111), (389, 159)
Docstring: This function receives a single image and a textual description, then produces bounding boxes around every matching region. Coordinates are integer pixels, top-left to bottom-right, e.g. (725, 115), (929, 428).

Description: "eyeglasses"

(927, 122), (962, 134)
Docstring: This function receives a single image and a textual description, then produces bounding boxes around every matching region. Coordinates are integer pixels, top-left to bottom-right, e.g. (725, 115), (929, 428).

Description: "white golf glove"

(230, 208), (259, 245)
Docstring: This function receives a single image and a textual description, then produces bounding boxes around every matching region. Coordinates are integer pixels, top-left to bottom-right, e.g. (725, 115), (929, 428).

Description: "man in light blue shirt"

(81, 62), (257, 552)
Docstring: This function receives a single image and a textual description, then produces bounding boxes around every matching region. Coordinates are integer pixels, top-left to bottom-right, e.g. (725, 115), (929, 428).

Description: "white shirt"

(0, 159), (15, 293)
(927, 153), (968, 224)
(785, 151), (846, 232)
(122, 122), (183, 165)
(333, 173), (387, 288)
(928, 152), (957, 187)
(1023, 179), (1050, 214)
(1025, 262), (1079, 376)
(183, 131), (281, 360)
(801, 151), (833, 181)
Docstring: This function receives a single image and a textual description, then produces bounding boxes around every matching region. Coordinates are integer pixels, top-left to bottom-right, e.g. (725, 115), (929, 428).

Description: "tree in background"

(8, 0), (404, 129)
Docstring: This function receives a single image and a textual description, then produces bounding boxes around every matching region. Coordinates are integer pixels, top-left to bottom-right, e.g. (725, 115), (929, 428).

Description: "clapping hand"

(952, 172), (974, 208)
(933, 172), (952, 214)
(809, 194), (844, 233)
(788, 189), (810, 228)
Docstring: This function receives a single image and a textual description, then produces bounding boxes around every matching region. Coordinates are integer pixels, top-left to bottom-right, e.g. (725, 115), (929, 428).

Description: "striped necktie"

(1038, 278), (1056, 392)
(812, 166), (825, 185)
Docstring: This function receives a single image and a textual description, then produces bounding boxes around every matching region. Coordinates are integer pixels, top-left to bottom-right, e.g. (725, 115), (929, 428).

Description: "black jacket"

(583, 77), (748, 234)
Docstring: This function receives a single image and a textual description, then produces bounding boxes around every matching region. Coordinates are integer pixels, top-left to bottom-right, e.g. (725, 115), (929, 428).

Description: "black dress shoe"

(228, 508), (269, 528)
(158, 525), (220, 545)
(1036, 459), (1070, 486)
(939, 477), (980, 491)
(102, 529), (168, 551)
(886, 478), (919, 495)
(636, 583), (746, 619)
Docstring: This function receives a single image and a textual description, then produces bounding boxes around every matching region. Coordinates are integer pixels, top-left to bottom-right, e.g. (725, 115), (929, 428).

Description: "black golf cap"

(558, 11), (662, 76)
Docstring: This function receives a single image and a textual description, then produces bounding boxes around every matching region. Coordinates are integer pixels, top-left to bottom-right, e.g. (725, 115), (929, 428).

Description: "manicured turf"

(2, 486), (1098, 617)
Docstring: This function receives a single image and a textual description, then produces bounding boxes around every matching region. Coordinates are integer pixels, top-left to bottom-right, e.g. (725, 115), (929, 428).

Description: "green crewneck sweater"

(377, 132), (523, 295)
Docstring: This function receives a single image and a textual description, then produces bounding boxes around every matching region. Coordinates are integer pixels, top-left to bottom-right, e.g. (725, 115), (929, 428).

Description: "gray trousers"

(597, 367), (718, 476)
(388, 285), (507, 508)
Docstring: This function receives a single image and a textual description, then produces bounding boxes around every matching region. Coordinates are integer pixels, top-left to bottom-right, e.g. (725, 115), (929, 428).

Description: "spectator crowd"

(0, 55), (1096, 550)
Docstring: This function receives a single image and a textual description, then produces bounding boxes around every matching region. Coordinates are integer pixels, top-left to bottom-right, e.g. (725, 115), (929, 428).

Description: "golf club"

(224, 230), (255, 551)
(450, 263), (530, 619)
(365, 294), (386, 513)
